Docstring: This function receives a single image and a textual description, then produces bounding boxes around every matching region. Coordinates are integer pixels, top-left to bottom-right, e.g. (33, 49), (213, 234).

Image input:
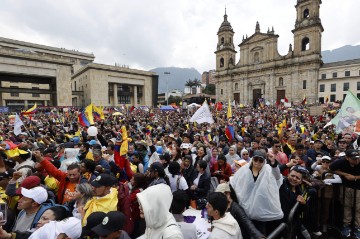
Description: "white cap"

(56, 217), (82, 239)
(180, 143), (192, 149)
(21, 186), (48, 204)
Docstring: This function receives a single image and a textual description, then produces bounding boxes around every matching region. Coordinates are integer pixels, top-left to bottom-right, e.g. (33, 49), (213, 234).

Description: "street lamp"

(164, 72), (171, 105)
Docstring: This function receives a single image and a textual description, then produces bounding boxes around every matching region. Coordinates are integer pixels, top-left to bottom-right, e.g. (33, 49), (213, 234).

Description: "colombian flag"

(21, 103), (37, 116)
(225, 99), (234, 142)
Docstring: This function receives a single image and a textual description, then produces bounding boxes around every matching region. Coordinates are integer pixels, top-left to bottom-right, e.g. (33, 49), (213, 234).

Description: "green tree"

(168, 95), (182, 105)
(202, 84), (216, 95)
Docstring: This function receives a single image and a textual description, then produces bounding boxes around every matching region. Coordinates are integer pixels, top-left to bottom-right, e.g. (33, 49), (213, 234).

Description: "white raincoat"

(59, 148), (80, 172)
(230, 161), (283, 221)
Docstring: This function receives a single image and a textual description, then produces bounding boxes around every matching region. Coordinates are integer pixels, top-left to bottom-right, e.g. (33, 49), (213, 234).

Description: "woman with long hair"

(70, 183), (94, 219)
(171, 146), (182, 165)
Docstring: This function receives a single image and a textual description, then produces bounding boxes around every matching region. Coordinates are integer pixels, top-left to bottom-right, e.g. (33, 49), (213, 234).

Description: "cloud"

(0, 0), (359, 73)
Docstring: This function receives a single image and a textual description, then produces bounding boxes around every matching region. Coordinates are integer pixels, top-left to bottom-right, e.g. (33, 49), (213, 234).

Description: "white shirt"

(167, 174), (189, 192)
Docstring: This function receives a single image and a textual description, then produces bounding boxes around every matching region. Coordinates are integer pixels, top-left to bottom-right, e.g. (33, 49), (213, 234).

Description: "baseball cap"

(91, 174), (117, 188)
(253, 150), (266, 160)
(150, 162), (165, 172)
(88, 140), (97, 146)
(92, 211), (126, 237)
(20, 186), (48, 204)
(180, 143), (191, 149)
(16, 176), (41, 195)
(321, 156), (332, 161)
(56, 217), (82, 239)
(82, 212), (106, 237)
(345, 149), (360, 159)
(215, 183), (231, 193)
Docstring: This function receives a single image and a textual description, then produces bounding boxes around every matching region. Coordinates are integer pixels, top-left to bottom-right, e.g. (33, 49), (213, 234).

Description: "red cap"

(15, 176), (41, 195)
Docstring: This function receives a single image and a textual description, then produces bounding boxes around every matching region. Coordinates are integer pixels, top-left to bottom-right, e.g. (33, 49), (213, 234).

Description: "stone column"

(113, 84), (118, 106)
(133, 85), (138, 106)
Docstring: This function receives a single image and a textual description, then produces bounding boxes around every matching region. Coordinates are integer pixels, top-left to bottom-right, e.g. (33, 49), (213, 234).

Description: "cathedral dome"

(218, 13), (234, 34)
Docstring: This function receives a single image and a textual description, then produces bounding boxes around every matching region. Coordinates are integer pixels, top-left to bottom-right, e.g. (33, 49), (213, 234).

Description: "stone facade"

(72, 63), (158, 107)
(215, 0), (325, 105)
(0, 37), (159, 108)
(0, 37), (94, 107)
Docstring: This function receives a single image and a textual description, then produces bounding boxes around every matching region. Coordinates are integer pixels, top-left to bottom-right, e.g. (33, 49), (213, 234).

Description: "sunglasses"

(253, 157), (265, 163)
(322, 160), (331, 164)
(274, 145), (281, 148)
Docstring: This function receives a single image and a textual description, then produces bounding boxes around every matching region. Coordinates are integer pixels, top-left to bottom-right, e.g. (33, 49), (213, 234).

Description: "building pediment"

(239, 33), (278, 47)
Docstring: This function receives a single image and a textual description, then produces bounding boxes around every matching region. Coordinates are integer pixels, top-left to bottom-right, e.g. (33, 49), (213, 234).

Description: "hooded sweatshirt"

(210, 212), (242, 239)
(136, 184), (183, 239)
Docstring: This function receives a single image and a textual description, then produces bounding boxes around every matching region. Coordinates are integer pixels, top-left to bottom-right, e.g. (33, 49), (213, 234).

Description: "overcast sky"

(0, 0), (359, 73)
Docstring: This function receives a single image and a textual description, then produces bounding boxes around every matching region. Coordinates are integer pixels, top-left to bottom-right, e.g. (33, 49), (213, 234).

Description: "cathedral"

(215, 0), (325, 105)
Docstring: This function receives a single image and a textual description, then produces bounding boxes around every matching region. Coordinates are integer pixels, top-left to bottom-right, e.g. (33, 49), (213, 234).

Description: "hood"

(64, 148), (80, 160)
(212, 212), (240, 236)
(136, 184), (173, 228)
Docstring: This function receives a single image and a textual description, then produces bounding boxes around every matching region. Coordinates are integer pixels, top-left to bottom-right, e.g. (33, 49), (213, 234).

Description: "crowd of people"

(0, 103), (358, 239)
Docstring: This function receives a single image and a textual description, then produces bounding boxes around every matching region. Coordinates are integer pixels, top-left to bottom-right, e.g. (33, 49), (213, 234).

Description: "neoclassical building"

(0, 37), (158, 109)
(215, 0), (337, 105)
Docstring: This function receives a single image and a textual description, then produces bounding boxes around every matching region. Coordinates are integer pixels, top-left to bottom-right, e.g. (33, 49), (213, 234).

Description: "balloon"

(87, 126), (98, 136)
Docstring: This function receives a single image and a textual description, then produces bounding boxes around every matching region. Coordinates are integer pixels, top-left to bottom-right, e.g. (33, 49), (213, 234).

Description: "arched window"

(221, 89), (224, 95)
(220, 58), (224, 67)
(254, 52), (260, 63)
(221, 37), (224, 44)
(301, 37), (310, 51)
(229, 58), (234, 65)
(303, 9), (310, 19)
(229, 37), (232, 43)
(279, 77), (283, 86)
(235, 83), (239, 90)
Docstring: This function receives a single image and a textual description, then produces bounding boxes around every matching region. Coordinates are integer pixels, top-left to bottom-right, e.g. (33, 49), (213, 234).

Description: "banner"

(331, 91), (360, 134)
(14, 114), (24, 136)
(190, 101), (214, 124)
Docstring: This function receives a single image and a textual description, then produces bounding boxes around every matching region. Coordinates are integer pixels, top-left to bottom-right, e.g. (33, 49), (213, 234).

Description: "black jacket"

(228, 201), (265, 239)
(279, 177), (303, 222)
(192, 171), (210, 199)
(182, 165), (196, 188)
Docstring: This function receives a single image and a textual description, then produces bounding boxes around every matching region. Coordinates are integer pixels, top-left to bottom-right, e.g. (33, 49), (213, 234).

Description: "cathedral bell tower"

(215, 9), (237, 71)
(292, 0), (323, 56)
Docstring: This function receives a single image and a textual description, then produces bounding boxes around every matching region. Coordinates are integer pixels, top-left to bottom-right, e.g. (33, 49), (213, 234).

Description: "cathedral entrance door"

(277, 90), (285, 103)
(233, 93), (240, 104)
(252, 89), (262, 107)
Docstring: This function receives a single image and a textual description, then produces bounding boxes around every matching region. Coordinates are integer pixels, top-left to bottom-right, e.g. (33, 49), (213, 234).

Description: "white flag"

(14, 114), (23, 136)
(190, 101), (214, 124)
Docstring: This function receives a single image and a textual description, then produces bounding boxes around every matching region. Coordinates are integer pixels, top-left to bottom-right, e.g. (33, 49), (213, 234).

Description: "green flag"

(331, 91), (360, 134)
